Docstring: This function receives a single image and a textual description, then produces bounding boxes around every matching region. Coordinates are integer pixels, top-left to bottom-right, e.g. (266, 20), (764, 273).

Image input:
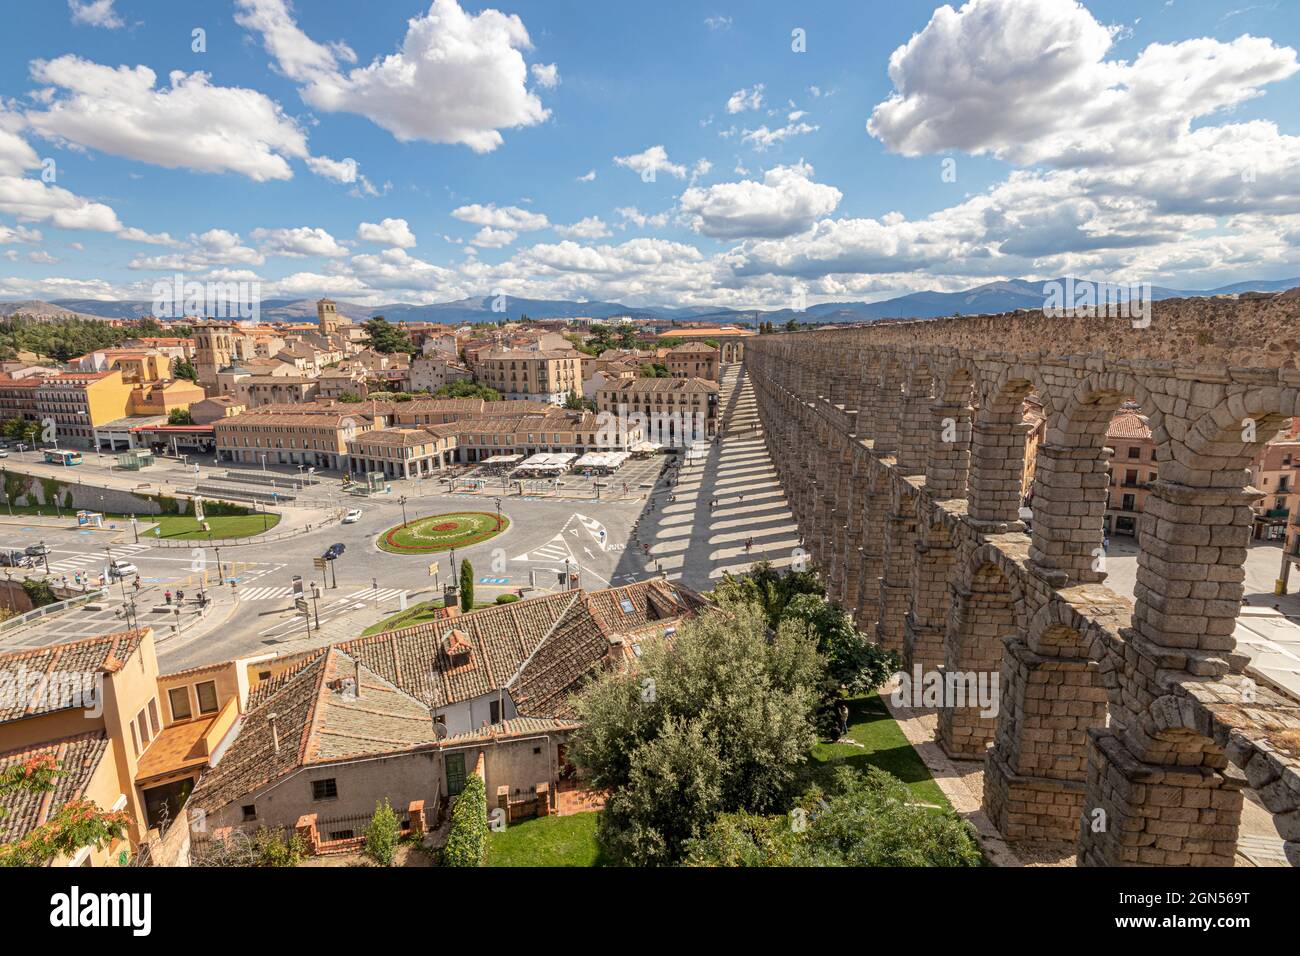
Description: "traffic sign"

(295, 598), (308, 612)
(427, 561), (440, 576)
(313, 557), (327, 571)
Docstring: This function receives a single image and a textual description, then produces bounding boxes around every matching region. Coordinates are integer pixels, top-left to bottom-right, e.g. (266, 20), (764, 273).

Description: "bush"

(22, 578), (57, 608)
(684, 767), (982, 867)
(495, 593), (519, 604)
(443, 776), (488, 867)
(459, 559), (474, 612)
(363, 798), (401, 867)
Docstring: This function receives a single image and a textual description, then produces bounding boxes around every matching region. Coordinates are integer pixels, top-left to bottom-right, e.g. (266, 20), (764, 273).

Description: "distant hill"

(0, 300), (117, 322)
(3, 275), (1294, 327)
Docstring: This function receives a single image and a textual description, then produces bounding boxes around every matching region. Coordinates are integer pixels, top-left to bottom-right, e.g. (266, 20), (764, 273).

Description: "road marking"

(236, 586), (295, 601)
(345, 587), (406, 602)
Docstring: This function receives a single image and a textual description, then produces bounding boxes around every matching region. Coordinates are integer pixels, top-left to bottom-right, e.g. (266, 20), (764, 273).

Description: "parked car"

(0, 450), (9, 458)
(0, 550), (25, 567)
(108, 559), (138, 578)
(342, 509), (362, 524)
(24, 543), (50, 557)
(324, 543), (346, 560)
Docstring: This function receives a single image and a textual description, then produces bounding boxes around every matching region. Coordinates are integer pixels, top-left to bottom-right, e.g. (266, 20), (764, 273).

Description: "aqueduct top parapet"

(787, 290), (1300, 371)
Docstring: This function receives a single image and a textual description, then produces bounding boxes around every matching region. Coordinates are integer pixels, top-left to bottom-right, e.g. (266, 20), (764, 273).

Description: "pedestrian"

(745, 537), (753, 553)
(164, 589), (172, 605)
(836, 700), (850, 739)
(133, 576), (141, 592)
(176, 589), (185, 604)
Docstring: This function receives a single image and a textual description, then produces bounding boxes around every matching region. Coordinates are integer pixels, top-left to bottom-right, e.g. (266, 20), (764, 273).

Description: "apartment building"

(1250, 434), (1300, 541)
(214, 409), (363, 470)
(595, 377), (720, 440)
(1102, 406), (1159, 538)
(346, 427), (457, 479)
(409, 353), (472, 393)
(236, 373), (320, 408)
(663, 342), (720, 382)
(35, 370), (136, 448)
(0, 374), (42, 425)
(475, 349), (582, 403)
(0, 628), (250, 866)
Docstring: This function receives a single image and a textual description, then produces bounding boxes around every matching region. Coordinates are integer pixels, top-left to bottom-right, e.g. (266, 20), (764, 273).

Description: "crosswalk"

(234, 585), (296, 602)
(346, 586), (406, 603)
(46, 544), (151, 574)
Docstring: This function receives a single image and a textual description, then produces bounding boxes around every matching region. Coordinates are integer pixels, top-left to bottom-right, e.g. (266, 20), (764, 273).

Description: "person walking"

(164, 589), (172, 605)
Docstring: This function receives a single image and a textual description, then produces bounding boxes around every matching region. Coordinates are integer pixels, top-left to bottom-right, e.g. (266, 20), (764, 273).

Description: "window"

(242, 805), (257, 822)
(168, 686), (192, 722)
(136, 710), (151, 747)
(446, 753), (467, 797)
(1127, 446), (1140, 459)
(196, 681), (219, 715)
(311, 778), (338, 801)
(148, 699), (160, 736)
(490, 700), (501, 724)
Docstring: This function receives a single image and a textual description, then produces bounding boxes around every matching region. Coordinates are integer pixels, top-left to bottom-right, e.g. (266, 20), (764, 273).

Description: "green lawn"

(804, 693), (948, 807)
(146, 513), (281, 540)
(0, 505), (280, 540)
(378, 511), (507, 554)
(485, 812), (605, 867)
(362, 598), (495, 635)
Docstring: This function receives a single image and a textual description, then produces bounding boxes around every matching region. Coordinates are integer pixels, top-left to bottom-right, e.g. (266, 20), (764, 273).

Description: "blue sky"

(1, 0), (1298, 309)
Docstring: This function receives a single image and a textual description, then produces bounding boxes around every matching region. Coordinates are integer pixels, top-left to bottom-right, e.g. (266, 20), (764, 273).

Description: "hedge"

(443, 775), (488, 867)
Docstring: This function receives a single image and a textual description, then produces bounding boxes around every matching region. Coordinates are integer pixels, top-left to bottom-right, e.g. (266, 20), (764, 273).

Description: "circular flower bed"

(378, 511), (509, 554)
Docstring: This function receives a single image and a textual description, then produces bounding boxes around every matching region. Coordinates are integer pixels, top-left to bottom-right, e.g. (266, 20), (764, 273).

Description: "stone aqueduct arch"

(745, 294), (1300, 866)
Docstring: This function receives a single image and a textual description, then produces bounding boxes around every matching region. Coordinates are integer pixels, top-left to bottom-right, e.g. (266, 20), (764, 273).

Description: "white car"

(0, 451), (8, 458)
(108, 559), (138, 578)
(343, 509), (363, 524)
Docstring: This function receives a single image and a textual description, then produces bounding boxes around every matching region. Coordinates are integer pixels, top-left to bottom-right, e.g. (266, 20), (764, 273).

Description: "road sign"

(427, 561), (440, 576)
(295, 598), (308, 612)
(292, 574), (304, 597)
(313, 557), (327, 571)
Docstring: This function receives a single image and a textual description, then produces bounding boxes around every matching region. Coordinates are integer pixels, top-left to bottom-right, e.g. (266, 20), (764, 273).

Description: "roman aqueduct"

(745, 291), (1300, 866)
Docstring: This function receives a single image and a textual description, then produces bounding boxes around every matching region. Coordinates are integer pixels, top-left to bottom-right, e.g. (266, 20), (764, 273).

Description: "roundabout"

(378, 511), (510, 554)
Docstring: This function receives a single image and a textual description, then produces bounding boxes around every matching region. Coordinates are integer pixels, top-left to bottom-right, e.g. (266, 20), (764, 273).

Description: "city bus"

(43, 449), (83, 466)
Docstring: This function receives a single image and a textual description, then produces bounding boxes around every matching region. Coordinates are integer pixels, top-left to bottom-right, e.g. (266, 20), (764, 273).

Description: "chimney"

(269, 712), (280, 753)
(355, 658), (362, 699)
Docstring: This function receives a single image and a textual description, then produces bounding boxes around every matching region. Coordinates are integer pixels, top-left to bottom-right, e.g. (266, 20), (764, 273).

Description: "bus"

(43, 449), (83, 466)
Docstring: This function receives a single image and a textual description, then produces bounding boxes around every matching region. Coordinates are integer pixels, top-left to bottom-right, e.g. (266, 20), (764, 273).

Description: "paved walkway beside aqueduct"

(747, 290), (1300, 867)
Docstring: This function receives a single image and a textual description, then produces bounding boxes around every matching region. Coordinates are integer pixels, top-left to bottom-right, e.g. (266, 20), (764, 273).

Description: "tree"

(638, 363), (670, 378)
(710, 560), (824, 629)
(459, 559), (474, 612)
(172, 358), (198, 383)
(0, 753), (129, 866)
(780, 593), (898, 698)
(569, 603), (823, 865)
(361, 316), (415, 355)
(337, 391), (363, 403)
(167, 408), (194, 425)
(434, 381), (501, 401)
(443, 775), (488, 866)
(363, 798), (401, 867)
(683, 767), (981, 867)
(563, 389), (585, 410)
(784, 318), (799, 332)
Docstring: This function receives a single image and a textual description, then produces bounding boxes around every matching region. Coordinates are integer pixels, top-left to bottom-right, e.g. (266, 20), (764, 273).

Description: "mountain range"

(2, 275), (1296, 327)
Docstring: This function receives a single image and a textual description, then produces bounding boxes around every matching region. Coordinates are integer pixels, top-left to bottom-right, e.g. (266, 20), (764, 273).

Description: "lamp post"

(399, 494), (409, 528)
(492, 496), (502, 529)
(39, 541), (49, 576)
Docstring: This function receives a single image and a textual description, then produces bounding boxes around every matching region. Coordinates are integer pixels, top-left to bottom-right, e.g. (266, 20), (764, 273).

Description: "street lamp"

(400, 494), (409, 528)
(492, 496), (502, 529)
(39, 541), (49, 576)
